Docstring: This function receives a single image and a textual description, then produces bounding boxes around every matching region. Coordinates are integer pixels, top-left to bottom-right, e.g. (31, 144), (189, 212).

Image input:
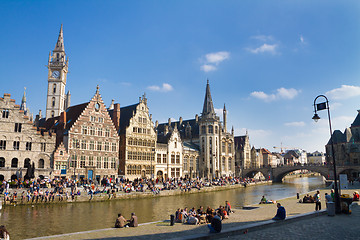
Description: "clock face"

(52, 71), (60, 78)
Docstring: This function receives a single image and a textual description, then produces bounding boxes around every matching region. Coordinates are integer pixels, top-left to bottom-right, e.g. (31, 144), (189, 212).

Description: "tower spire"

(202, 79), (215, 118)
(223, 103), (227, 131)
(54, 24), (65, 52)
(20, 87), (27, 115)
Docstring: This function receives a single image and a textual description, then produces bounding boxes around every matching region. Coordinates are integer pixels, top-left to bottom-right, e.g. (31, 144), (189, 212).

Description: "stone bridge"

(242, 165), (360, 183)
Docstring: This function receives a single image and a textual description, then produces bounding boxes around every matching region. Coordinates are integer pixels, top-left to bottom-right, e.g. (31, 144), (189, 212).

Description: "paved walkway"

(27, 186), (360, 240)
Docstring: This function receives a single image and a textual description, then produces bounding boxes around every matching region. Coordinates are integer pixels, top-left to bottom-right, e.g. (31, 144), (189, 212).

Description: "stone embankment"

(3, 180), (272, 206)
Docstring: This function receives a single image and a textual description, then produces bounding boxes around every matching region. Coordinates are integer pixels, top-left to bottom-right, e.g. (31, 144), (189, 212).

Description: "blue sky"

(1, 0), (360, 153)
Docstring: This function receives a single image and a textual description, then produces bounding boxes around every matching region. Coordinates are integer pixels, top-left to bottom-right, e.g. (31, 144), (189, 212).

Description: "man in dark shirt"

(127, 212), (138, 227)
(208, 214), (222, 233)
(272, 203), (286, 220)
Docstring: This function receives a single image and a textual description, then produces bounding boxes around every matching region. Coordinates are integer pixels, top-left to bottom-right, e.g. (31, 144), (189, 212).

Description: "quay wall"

(2, 181), (272, 206)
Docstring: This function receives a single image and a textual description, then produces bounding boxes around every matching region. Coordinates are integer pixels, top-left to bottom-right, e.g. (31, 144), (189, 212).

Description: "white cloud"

(284, 121), (306, 127)
(147, 83), (173, 92)
(200, 64), (217, 72)
(251, 35), (274, 42)
(300, 35), (304, 43)
(250, 87), (300, 102)
(248, 44), (278, 54)
(214, 108), (223, 117)
(326, 85), (360, 100)
(200, 51), (230, 72)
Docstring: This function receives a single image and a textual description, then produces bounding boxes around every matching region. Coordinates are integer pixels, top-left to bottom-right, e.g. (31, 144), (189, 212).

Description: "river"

(1, 176), (325, 239)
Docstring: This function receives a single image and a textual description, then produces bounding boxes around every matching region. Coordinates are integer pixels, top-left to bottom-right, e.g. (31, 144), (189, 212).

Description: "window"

(96, 157), (102, 168)
(89, 156), (94, 166)
(171, 154), (175, 164)
(81, 140), (87, 150)
(53, 84), (56, 94)
(0, 140), (6, 150)
(80, 156), (86, 168)
(60, 151), (63, 155)
(11, 158), (18, 168)
(215, 126), (218, 134)
(82, 126), (88, 135)
(138, 128), (142, 133)
(38, 159), (45, 169)
(228, 158), (232, 171)
(112, 142), (116, 152)
(157, 154), (161, 163)
(133, 127), (137, 133)
(208, 125), (213, 134)
(105, 129), (110, 137)
(222, 157), (226, 170)
(97, 141), (102, 151)
(72, 139), (79, 149)
(52, 97), (55, 107)
(97, 128), (102, 136)
(51, 111), (55, 118)
(26, 142), (32, 151)
(171, 168), (175, 178)
(183, 156), (188, 171)
(40, 143), (46, 152)
(89, 141), (94, 150)
(222, 142), (226, 153)
(190, 157), (194, 171)
(163, 154), (167, 163)
(90, 116), (96, 122)
(2, 110), (9, 118)
(70, 155), (77, 168)
(176, 154), (180, 164)
(111, 158), (116, 169)
(174, 141), (177, 148)
(24, 158), (31, 168)
(89, 126), (95, 135)
(138, 117), (142, 123)
(103, 157), (109, 168)
(201, 126), (206, 134)
(13, 141), (20, 151)
(104, 142), (109, 151)
(0, 157), (4, 167)
(143, 118), (147, 124)
(228, 143), (232, 154)
(98, 117), (103, 123)
(14, 123), (22, 132)
(176, 168), (180, 177)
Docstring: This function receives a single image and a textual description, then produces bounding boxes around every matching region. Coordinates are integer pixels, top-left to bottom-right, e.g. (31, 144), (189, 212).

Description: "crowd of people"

(1, 176), (267, 204)
(172, 200), (233, 233)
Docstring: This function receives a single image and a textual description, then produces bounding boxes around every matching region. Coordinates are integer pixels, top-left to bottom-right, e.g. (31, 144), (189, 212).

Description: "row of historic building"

(2, 25), (356, 182)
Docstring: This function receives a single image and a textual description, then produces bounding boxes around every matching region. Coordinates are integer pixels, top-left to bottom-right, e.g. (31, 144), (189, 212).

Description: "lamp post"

(312, 95), (341, 214)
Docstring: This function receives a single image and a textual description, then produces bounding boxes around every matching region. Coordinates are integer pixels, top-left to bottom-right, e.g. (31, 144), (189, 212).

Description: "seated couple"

(115, 213), (138, 228)
(299, 194), (315, 203)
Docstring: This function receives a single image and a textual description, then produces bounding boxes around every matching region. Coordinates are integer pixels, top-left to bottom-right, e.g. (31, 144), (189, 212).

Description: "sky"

(0, 0), (360, 153)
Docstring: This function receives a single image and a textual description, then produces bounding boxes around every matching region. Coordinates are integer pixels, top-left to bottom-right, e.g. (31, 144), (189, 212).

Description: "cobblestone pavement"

(217, 204), (360, 240)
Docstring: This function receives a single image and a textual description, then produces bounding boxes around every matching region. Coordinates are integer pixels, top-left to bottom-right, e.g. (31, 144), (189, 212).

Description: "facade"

(325, 109), (360, 178)
(0, 93), (56, 181)
(46, 87), (119, 181)
(110, 95), (156, 180)
(156, 124), (183, 179)
(46, 25), (70, 119)
(156, 81), (234, 179)
(307, 151), (325, 165)
(234, 133), (251, 175)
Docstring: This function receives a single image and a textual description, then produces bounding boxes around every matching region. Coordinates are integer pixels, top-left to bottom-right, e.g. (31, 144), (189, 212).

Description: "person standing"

(314, 190), (321, 211)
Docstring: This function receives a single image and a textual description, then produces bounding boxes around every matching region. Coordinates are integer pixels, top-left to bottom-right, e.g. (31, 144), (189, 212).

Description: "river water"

(1, 176), (325, 239)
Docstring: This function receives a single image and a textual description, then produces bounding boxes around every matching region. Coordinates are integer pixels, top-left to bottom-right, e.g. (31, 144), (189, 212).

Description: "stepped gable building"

(109, 94), (156, 180)
(326, 109), (360, 179)
(45, 86), (119, 181)
(155, 122), (184, 179)
(0, 93), (55, 181)
(156, 81), (234, 178)
(46, 24), (71, 119)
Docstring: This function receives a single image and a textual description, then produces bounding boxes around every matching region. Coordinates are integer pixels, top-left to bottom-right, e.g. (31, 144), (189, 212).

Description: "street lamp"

(312, 95), (341, 214)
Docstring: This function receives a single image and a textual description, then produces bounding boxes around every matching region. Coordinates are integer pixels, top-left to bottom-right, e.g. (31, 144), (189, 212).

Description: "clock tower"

(46, 24), (70, 119)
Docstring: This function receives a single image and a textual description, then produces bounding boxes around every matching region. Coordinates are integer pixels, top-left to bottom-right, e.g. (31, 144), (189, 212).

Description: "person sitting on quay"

(126, 213), (138, 227)
(353, 191), (359, 201)
(115, 213), (127, 228)
(272, 203), (286, 220)
(259, 195), (275, 204)
(301, 194), (315, 203)
(208, 213), (222, 233)
(224, 200), (232, 215)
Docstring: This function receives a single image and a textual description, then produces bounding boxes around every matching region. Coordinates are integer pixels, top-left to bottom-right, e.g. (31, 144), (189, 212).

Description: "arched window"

(24, 158), (31, 168)
(52, 97), (55, 107)
(11, 158), (18, 168)
(215, 126), (218, 134)
(38, 159), (45, 169)
(0, 157), (5, 167)
(208, 125), (213, 134)
(183, 156), (188, 171)
(228, 158), (232, 171)
(51, 111), (55, 118)
(222, 157), (226, 170)
(53, 84), (56, 94)
(201, 126), (206, 134)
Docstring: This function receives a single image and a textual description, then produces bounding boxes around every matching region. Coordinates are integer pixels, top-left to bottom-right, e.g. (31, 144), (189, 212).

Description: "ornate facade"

(110, 95), (156, 180)
(0, 93), (55, 181)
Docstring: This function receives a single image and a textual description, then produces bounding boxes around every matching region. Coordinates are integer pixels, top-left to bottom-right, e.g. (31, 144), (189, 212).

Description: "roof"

(234, 135), (247, 149)
(183, 141), (200, 151)
(202, 80), (215, 118)
(157, 118), (200, 140)
(327, 130), (346, 145)
(351, 110), (360, 128)
(110, 103), (139, 134)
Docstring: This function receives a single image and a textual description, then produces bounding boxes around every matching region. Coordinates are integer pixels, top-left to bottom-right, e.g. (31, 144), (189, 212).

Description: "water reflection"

(1, 176), (324, 240)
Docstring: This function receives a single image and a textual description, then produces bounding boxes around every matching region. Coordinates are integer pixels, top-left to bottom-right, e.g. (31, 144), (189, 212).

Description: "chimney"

(112, 103), (121, 131)
(195, 114), (199, 123)
(60, 111), (66, 129)
(164, 125), (169, 135)
(39, 109), (42, 118)
(155, 120), (159, 128)
(168, 118), (171, 126)
(179, 117), (183, 126)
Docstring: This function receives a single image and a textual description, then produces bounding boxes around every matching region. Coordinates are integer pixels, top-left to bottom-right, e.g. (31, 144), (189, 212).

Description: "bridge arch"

(272, 166), (329, 183)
